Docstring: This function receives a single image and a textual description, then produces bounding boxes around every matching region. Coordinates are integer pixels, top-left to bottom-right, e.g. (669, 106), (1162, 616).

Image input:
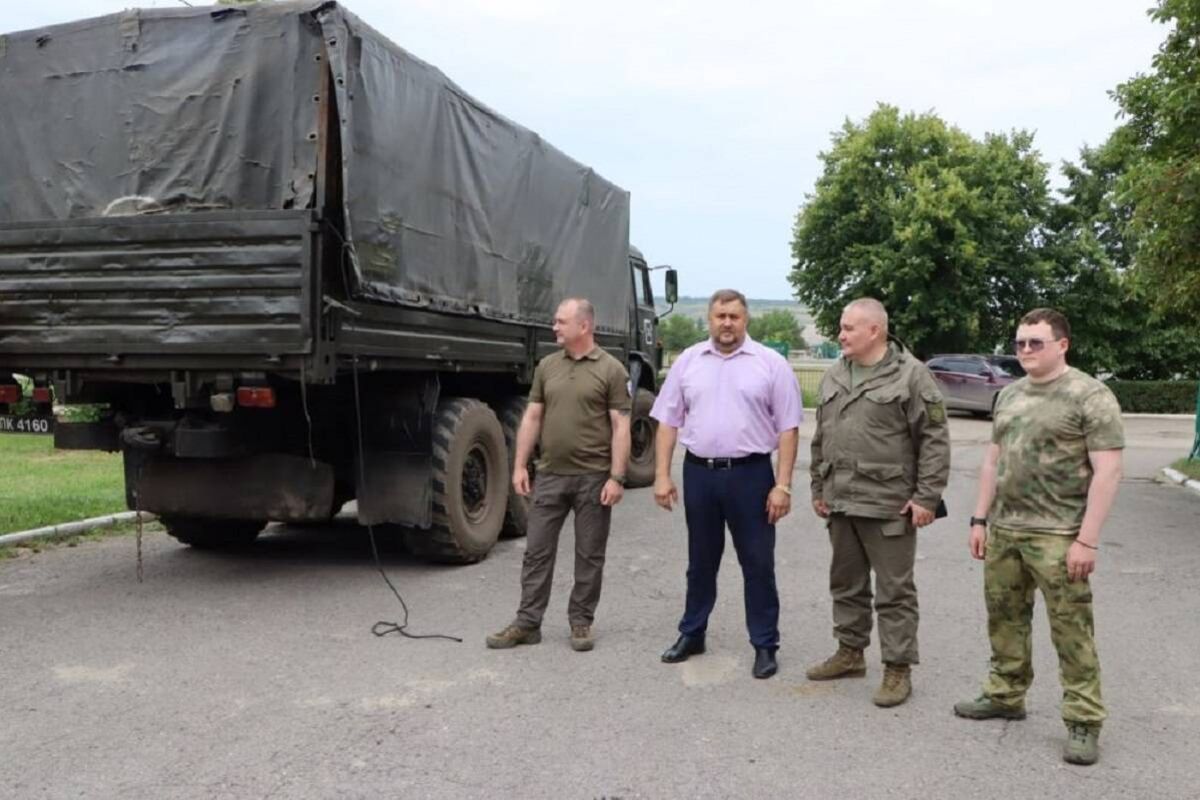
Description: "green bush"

(1105, 380), (1198, 414)
(9, 374), (35, 416)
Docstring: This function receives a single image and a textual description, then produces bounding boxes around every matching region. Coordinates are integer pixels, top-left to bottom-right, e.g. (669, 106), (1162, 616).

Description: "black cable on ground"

(350, 355), (462, 643)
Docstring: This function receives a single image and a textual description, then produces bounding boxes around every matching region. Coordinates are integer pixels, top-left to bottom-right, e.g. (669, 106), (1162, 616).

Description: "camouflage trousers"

(980, 527), (1106, 726)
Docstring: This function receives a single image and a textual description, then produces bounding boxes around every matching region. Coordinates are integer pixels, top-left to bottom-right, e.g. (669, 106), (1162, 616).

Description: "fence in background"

(793, 365), (827, 408)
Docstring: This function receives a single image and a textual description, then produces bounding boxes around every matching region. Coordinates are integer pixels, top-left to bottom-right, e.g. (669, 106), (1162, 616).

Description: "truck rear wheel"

(627, 388), (658, 488)
(497, 396), (532, 538)
(404, 398), (508, 563)
(162, 516), (264, 549)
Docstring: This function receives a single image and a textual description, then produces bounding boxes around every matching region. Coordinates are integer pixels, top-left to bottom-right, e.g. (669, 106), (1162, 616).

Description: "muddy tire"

(496, 396), (533, 539)
(404, 398), (508, 563)
(627, 388), (658, 489)
(162, 516), (264, 549)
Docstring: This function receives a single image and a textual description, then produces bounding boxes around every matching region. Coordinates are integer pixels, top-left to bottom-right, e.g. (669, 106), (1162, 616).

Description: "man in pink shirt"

(651, 289), (803, 679)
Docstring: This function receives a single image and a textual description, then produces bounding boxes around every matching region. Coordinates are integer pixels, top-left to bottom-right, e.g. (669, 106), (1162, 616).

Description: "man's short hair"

(708, 288), (748, 312)
(559, 297), (595, 325)
(1019, 307), (1071, 341)
(844, 297), (889, 333)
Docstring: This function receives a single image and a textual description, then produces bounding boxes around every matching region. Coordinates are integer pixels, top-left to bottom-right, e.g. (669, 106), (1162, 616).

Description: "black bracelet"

(1075, 539), (1098, 551)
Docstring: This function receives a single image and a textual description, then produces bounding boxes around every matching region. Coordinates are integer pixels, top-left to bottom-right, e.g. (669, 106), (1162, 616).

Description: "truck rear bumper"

(128, 453), (334, 523)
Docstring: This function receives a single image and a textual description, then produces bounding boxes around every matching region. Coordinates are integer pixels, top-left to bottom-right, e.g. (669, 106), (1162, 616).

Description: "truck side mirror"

(664, 269), (678, 305)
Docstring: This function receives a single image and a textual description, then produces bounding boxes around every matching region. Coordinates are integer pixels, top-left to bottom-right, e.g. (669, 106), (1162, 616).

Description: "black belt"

(684, 451), (770, 470)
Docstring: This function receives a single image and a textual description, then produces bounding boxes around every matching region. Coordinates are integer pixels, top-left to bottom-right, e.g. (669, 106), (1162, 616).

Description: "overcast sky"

(5, 1), (1167, 299)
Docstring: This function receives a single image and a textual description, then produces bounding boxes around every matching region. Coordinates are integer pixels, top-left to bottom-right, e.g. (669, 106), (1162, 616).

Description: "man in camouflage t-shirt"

(954, 309), (1123, 767)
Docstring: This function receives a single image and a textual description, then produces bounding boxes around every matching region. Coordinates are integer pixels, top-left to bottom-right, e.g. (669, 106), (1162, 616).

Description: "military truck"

(0, 1), (678, 562)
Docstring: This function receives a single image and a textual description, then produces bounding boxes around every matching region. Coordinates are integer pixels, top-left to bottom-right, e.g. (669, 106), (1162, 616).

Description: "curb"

(0, 511), (158, 548)
(1160, 468), (1200, 497)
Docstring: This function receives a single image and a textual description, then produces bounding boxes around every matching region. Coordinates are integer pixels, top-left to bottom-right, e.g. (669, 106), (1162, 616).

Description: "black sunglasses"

(1012, 337), (1061, 353)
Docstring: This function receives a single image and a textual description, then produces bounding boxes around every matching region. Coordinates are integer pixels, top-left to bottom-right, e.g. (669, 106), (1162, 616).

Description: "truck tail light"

(0, 384), (21, 404)
(32, 387), (52, 403)
(236, 386), (276, 409)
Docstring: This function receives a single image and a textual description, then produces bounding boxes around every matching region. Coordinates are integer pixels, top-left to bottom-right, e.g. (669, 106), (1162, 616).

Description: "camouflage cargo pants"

(981, 527), (1106, 726)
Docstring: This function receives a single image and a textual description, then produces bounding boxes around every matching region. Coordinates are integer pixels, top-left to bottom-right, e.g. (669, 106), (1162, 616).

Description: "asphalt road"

(1, 416), (1197, 799)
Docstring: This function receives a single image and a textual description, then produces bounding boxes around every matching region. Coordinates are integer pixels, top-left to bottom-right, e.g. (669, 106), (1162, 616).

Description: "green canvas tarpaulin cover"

(0, 1), (632, 335)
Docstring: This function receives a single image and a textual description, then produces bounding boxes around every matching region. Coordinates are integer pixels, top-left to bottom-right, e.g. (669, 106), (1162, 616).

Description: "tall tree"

(1112, 0), (1200, 318)
(790, 105), (1052, 359)
(1048, 132), (1200, 379)
(748, 309), (806, 349)
(1041, 135), (1140, 376)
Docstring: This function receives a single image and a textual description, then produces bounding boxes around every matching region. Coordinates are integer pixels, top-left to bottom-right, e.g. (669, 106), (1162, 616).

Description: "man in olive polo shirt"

(487, 297), (632, 652)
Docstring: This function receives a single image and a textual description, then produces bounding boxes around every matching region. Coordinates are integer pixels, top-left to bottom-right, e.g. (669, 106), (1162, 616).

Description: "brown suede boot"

(485, 624), (542, 649)
(873, 663), (912, 707)
(570, 625), (595, 652)
(805, 643), (866, 680)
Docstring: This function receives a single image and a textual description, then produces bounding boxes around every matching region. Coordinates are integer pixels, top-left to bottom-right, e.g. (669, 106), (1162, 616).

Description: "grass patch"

(0, 434), (126, 534)
(1170, 457), (1200, 481)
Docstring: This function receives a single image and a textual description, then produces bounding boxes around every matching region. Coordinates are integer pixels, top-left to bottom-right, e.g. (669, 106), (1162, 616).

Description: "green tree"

(790, 105), (1052, 359)
(748, 309), (806, 349)
(1047, 132), (1200, 379)
(1041, 136), (1140, 376)
(659, 314), (706, 353)
(1112, 0), (1200, 319)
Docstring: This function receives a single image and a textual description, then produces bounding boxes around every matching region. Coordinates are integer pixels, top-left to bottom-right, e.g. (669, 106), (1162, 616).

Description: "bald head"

(553, 296), (597, 356)
(838, 297), (890, 365)
(559, 297), (595, 326)
(843, 297), (889, 334)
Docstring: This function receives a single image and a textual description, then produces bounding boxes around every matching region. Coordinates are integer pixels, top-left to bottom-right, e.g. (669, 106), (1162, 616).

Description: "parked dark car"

(926, 354), (1025, 417)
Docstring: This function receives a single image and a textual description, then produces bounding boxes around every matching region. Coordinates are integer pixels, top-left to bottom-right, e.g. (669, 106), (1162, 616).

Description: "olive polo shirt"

(530, 346), (631, 475)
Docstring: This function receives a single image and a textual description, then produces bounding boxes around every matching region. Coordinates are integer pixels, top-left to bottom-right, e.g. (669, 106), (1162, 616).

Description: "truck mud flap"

(130, 453), (334, 522)
(355, 452), (433, 528)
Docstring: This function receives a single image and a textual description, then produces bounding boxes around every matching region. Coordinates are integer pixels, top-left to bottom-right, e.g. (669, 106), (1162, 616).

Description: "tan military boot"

(1063, 723), (1100, 765)
(805, 643), (866, 680)
(873, 663), (912, 707)
(953, 696), (1027, 720)
(485, 624), (542, 649)
(570, 625), (595, 652)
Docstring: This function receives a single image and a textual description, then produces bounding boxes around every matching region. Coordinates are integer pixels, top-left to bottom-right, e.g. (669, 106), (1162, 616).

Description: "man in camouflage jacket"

(954, 308), (1123, 767)
(807, 298), (951, 707)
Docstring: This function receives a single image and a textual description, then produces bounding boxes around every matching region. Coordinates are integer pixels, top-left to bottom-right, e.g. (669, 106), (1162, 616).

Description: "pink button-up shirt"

(650, 335), (803, 458)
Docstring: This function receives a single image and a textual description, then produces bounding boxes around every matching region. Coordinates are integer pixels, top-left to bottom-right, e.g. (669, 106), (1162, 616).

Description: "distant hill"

(659, 296), (828, 343)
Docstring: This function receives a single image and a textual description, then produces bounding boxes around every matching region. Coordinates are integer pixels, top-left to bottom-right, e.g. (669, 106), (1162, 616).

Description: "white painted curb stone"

(0, 511), (157, 548)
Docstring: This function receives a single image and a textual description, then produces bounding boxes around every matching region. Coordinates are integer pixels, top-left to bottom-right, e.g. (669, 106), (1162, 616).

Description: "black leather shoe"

(661, 634), (706, 663)
(753, 647), (778, 679)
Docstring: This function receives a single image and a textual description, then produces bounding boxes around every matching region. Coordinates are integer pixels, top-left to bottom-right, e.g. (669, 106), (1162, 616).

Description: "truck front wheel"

(162, 516), (264, 549)
(626, 388), (658, 488)
(405, 398), (508, 563)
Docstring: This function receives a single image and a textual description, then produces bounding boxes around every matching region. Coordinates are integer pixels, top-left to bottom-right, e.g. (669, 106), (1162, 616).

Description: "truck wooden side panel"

(0, 210), (316, 370)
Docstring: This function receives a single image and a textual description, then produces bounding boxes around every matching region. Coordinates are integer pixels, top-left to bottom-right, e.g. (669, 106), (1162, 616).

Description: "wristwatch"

(609, 474), (627, 486)
(969, 516), (988, 528)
